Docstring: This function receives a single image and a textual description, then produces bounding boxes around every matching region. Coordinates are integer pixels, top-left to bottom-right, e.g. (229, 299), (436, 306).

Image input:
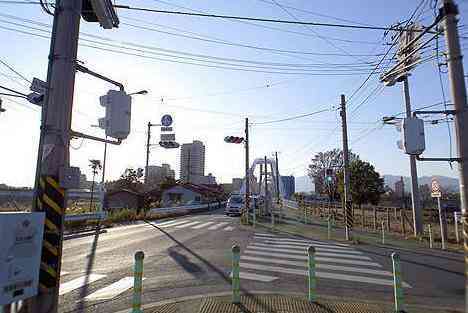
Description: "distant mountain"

(295, 176), (314, 193)
(383, 175), (459, 193)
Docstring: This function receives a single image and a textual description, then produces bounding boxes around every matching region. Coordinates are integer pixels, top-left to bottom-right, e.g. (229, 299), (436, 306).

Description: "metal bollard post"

(304, 207), (307, 224)
(327, 216), (331, 240)
(391, 252), (405, 312)
(454, 214), (460, 244)
(232, 245), (241, 304)
(428, 224), (433, 249)
(381, 221), (385, 245)
(307, 246), (316, 303)
(132, 251), (145, 313)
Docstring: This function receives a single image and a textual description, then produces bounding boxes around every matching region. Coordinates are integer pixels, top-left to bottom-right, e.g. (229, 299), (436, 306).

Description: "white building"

(180, 140), (206, 183)
(146, 163), (175, 186)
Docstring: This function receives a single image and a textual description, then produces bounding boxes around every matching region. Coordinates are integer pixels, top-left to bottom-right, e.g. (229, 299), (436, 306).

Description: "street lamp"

(128, 89), (148, 96)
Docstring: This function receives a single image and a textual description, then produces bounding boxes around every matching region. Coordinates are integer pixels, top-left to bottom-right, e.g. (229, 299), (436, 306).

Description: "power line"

(0, 57), (31, 84)
(250, 108), (332, 125)
(113, 4), (433, 32)
(0, 83), (28, 96)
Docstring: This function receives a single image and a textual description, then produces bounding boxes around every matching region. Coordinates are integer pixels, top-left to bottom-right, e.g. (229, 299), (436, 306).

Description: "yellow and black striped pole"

(132, 251), (145, 313)
(37, 175), (66, 293)
(232, 245), (241, 304)
(391, 252), (405, 312)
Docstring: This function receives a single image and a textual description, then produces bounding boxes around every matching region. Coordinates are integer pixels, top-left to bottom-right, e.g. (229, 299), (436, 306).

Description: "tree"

(337, 159), (385, 207)
(88, 159), (102, 210)
(307, 149), (358, 200)
(114, 167), (144, 192)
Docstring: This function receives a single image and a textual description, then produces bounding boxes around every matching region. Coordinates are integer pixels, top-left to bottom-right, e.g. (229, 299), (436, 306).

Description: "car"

(225, 194), (244, 216)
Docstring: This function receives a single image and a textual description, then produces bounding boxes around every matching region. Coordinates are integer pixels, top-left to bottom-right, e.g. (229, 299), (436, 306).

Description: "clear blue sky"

(1, 0), (467, 187)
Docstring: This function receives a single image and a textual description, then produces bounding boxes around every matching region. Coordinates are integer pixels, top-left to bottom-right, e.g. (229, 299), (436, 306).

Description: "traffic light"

(159, 141), (180, 149)
(99, 90), (132, 140)
(325, 168), (334, 182)
(224, 136), (244, 144)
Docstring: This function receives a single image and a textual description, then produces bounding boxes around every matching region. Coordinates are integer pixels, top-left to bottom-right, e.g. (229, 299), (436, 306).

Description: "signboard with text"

(431, 178), (442, 198)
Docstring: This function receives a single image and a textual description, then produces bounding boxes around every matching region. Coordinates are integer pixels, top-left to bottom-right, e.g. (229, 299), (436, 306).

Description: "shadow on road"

(144, 219), (276, 313)
(167, 249), (204, 277)
(63, 229), (107, 241)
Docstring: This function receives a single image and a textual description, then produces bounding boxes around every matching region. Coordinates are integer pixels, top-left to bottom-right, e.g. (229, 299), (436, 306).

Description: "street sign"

(161, 114), (173, 127)
(161, 127), (173, 132)
(431, 178), (442, 198)
(160, 133), (175, 141)
(30, 78), (47, 94)
(0, 212), (45, 305)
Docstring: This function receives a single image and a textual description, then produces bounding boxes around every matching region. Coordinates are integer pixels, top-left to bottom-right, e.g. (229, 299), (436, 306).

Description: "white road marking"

(255, 239), (352, 250)
(60, 271), (70, 276)
(175, 221), (201, 228)
(158, 220), (193, 228)
(239, 262), (410, 287)
(251, 243), (363, 254)
(208, 222), (229, 230)
(229, 271), (278, 282)
(84, 277), (143, 301)
(240, 256), (393, 277)
(254, 236), (349, 247)
(247, 245), (372, 260)
(223, 226), (234, 231)
(191, 222), (214, 229)
(244, 250), (382, 267)
(59, 274), (106, 295)
(156, 219), (190, 227)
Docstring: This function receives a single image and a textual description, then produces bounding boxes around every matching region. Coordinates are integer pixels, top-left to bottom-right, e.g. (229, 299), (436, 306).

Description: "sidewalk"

(140, 293), (461, 313)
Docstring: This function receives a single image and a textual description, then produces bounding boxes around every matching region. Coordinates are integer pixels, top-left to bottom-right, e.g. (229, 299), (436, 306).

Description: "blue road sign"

(161, 114), (173, 127)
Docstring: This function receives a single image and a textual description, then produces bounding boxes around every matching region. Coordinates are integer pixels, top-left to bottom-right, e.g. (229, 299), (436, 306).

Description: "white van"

(225, 194), (244, 216)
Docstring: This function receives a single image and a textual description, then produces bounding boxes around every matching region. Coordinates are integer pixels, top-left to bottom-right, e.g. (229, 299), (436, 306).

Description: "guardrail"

(64, 211), (107, 222)
(149, 202), (226, 214)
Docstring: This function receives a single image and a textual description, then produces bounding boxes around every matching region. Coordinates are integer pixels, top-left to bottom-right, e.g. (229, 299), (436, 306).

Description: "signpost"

(431, 178), (447, 249)
(161, 114), (173, 127)
(0, 212), (45, 307)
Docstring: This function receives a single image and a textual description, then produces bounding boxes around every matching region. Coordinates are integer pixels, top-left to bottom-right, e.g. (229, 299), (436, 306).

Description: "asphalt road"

(58, 208), (464, 313)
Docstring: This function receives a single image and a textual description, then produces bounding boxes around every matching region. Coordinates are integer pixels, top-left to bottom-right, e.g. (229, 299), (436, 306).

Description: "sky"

(1, 0), (468, 187)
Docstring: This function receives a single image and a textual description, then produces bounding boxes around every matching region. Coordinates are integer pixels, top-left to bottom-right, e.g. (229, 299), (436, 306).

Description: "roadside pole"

(441, 4), (468, 291)
(340, 94), (352, 241)
(144, 122), (152, 184)
(245, 118), (250, 224)
(31, 0), (82, 312)
(402, 76), (424, 235)
(437, 197), (447, 250)
(99, 135), (108, 212)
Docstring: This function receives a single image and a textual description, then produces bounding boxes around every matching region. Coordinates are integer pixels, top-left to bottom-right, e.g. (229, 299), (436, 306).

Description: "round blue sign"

(161, 114), (173, 127)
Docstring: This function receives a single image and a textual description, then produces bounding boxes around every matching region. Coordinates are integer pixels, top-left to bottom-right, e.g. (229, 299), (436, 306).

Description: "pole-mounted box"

(99, 90), (132, 140)
(401, 117), (425, 155)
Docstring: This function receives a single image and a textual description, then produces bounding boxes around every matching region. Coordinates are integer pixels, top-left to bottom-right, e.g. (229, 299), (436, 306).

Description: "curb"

(114, 290), (461, 313)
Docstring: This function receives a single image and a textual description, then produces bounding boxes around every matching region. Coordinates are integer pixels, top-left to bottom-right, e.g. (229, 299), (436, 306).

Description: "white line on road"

(191, 222), (214, 229)
(158, 220), (193, 228)
(247, 245), (372, 260)
(240, 256), (393, 277)
(253, 235), (350, 247)
(208, 222), (229, 230)
(175, 221), (201, 228)
(84, 277), (137, 301)
(223, 226), (234, 231)
(155, 219), (190, 227)
(59, 274), (106, 295)
(244, 250), (382, 267)
(255, 239), (352, 250)
(229, 271), (278, 282)
(251, 242), (363, 254)
(239, 262), (410, 287)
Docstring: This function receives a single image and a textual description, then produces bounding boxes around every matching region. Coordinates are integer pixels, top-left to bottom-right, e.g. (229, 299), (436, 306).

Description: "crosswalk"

(236, 233), (411, 288)
(153, 218), (235, 232)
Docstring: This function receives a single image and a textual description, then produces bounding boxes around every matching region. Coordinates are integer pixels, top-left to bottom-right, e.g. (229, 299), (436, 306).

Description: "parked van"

(225, 194), (244, 216)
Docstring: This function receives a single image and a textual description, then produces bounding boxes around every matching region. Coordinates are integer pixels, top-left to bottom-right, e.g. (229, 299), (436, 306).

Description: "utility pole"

(400, 176), (405, 209)
(31, 0), (82, 312)
(275, 152), (280, 201)
(340, 94), (352, 241)
(245, 118), (250, 220)
(144, 121), (152, 184)
(264, 156), (269, 215)
(403, 76), (424, 235)
(99, 135), (108, 212)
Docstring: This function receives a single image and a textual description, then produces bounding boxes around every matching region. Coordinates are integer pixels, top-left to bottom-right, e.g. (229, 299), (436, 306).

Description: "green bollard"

(428, 224), (433, 249)
(132, 251), (145, 313)
(232, 245), (241, 304)
(327, 216), (331, 240)
(307, 246), (316, 302)
(391, 252), (405, 312)
(381, 220), (385, 245)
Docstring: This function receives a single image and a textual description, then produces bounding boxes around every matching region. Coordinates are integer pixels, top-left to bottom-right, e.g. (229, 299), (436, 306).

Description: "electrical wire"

(250, 108), (332, 125)
(113, 4), (433, 32)
(0, 57), (31, 84)
(0, 84), (28, 96)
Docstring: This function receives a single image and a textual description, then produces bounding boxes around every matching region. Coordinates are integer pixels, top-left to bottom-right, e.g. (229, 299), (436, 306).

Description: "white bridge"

(239, 157), (286, 198)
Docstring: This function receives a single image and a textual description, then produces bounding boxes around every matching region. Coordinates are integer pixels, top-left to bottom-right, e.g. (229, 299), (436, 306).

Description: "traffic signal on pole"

(224, 136), (244, 144)
(325, 168), (334, 182)
(159, 141), (180, 149)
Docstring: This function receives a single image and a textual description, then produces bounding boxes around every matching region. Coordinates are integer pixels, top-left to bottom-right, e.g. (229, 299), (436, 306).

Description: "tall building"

(281, 176), (295, 199)
(147, 163), (175, 186)
(180, 140), (206, 183)
(394, 176), (405, 197)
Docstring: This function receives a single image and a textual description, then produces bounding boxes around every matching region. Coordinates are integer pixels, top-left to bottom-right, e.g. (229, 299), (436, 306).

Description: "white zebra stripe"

(175, 221), (201, 228)
(208, 222), (229, 230)
(251, 242), (362, 255)
(59, 274), (106, 295)
(191, 222), (214, 229)
(247, 245), (372, 260)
